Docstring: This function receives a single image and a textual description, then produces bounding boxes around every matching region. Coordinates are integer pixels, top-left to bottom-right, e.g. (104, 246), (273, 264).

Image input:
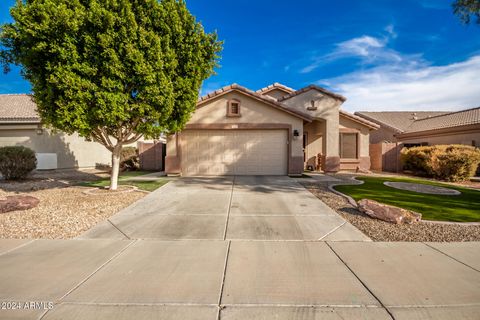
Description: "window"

(339, 133), (358, 159)
(227, 99), (241, 117)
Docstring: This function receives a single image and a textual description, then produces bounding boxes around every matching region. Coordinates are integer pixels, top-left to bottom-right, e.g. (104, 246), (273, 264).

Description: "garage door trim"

(180, 123), (293, 175)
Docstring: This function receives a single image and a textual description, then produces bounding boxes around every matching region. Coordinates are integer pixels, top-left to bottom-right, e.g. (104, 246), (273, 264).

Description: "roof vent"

(411, 112), (418, 120)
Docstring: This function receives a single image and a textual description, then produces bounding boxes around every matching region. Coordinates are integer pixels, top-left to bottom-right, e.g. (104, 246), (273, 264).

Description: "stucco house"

(355, 107), (480, 172)
(0, 94), (114, 169)
(165, 83), (379, 176)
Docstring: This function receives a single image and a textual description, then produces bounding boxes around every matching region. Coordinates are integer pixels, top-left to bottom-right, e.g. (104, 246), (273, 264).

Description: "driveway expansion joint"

(223, 176), (235, 241)
(0, 239), (35, 257)
(318, 221), (346, 241)
(107, 219), (131, 240)
(57, 240), (137, 302)
(325, 241), (396, 320)
(422, 242), (480, 273)
(217, 241), (232, 320)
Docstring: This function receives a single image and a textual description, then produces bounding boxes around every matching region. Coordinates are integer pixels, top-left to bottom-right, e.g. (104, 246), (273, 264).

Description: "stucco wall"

(262, 89), (289, 100)
(186, 91), (304, 158)
(303, 120), (324, 169)
(369, 127), (397, 144)
(282, 89), (341, 158)
(166, 91), (305, 175)
(400, 131), (480, 147)
(339, 116), (370, 157)
(0, 127), (111, 169)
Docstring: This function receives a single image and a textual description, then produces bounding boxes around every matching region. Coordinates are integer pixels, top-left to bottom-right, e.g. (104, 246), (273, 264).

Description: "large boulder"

(0, 195), (39, 213)
(357, 199), (421, 224)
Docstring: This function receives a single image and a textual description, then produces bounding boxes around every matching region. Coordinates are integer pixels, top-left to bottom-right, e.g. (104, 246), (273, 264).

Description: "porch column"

(323, 116), (340, 172)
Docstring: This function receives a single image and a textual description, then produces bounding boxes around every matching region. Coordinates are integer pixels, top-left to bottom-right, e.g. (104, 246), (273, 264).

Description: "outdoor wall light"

(293, 129), (300, 139)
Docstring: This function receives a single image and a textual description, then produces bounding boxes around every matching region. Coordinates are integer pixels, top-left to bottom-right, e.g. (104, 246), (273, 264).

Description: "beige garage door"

(182, 130), (288, 176)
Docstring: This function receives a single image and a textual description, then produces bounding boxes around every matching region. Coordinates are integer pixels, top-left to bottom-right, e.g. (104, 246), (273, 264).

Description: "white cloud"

(384, 24), (397, 39)
(321, 55), (480, 112)
(300, 29), (402, 73)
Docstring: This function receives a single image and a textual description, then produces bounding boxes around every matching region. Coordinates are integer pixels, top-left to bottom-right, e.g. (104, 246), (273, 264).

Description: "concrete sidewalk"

(1, 176), (479, 319)
(0, 239), (479, 319)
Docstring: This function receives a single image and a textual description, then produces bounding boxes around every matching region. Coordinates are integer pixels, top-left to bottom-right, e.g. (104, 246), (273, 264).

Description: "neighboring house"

(355, 107), (480, 172)
(354, 111), (449, 144)
(0, 94), (112, 169)
(165, 83), (379, 176)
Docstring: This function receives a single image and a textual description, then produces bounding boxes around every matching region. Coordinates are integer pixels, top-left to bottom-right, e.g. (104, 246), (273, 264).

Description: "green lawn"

(333, 176), (480, 222)
(80, 171), (168, 192)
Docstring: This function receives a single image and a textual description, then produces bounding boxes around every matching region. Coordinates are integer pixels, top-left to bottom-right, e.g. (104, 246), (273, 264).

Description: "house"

(0, 94), (164, 170)
(0, 94), (113, 169)
(165, 83), (379, 176)
(355, 107), (480, 172)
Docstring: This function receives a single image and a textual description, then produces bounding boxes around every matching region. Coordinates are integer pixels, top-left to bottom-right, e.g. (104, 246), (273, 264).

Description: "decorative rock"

(0, 195), (40, 213)
(357, 199), (421, 224)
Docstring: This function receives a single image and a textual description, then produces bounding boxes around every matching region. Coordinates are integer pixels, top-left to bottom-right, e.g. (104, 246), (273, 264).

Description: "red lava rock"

(0, 195), (40, 213)
(358, 199), (422, 224)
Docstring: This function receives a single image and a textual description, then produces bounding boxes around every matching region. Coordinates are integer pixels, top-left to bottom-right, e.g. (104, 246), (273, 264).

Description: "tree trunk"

(110, 146), (122, 190)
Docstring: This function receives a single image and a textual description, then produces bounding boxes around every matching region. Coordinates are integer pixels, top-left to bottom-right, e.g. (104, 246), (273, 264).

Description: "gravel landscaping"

(299, 175), (480, 242)
(0, 170), (146, 239)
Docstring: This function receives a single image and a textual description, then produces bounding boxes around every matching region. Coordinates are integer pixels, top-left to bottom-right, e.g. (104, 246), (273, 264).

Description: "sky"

(1, 0), (479, 112)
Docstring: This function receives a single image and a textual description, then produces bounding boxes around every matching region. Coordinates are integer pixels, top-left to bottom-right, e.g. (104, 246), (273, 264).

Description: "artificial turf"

(333, 176), (480, 222)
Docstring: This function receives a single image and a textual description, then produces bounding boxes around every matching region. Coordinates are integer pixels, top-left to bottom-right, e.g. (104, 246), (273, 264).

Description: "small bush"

(120, 147), (139, 171)
(401, 145), (480, 181)
(0, 146), (37, 180)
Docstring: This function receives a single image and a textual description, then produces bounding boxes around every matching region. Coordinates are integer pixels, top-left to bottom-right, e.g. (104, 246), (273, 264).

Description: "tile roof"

(402, 106), (480, 133)
(339, 110), (380, 130)
(197, 83), (313, 122)
(0, 94), (40, 123)
(354, 111), (449, 133)
(278, 84), (347, 102)
(256, 83), (295, 95)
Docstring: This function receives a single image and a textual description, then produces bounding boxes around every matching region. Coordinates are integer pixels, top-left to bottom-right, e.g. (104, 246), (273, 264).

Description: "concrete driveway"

(80, 176), (369, 241)
(1, 176), (479, 319)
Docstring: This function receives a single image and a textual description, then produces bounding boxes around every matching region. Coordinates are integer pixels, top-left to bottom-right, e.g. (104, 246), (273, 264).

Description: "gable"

(262, 88), (291, 100)
(190, 91), (306, 126)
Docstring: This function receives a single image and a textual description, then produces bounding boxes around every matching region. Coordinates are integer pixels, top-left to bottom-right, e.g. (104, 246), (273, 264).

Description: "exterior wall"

(370, 142), (401, 173)
(303, 120), (324, 169)
(339, 116), (370, 157)
(0, 126), (111, 169)
(166, 91), (305, 176)
(369, 127), (397, 144)
(262, 88), (290, 100)
(338, 116), (371, 171)
(138, 141), (165, 171)
(400, 131), (480, 147)
(282, 89), (342, 172)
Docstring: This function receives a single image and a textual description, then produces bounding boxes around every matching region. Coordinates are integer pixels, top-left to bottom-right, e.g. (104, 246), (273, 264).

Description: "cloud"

(300, 28), (402, 73)
(321, 55), (480, 112)
(384, 24), (397, 39)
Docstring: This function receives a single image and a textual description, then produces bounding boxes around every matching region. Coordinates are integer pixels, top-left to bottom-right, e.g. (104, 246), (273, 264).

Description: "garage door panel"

(181, 130), (287, 176)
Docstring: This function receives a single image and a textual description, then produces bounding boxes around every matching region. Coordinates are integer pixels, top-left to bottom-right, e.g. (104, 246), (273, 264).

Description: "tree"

(0, 0), (222, 189)
(452, 0), (480, 24)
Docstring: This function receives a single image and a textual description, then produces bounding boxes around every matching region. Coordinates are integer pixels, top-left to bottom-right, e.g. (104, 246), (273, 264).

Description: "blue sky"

(1, 0), (479, 111)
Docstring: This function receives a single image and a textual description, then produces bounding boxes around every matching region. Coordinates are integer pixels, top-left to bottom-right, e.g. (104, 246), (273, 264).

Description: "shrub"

(0, 146), (37, 180)
(120, 147), (139, 171)
(401, 145), (480, 181)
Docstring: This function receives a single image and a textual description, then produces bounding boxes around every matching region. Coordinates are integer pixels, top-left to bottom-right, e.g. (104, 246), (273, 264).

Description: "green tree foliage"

(452, 0), (480, 24)
(0, 0), (222, 189)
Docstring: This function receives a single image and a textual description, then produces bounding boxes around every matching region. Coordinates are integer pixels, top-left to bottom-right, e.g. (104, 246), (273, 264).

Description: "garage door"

(182, 130), (288, 176)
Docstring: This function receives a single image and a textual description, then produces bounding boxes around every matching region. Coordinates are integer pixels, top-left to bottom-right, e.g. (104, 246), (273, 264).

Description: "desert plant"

(401, 145), (480, 181)
(0, 146), (37, 180)
(120, 147), (139, 171)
